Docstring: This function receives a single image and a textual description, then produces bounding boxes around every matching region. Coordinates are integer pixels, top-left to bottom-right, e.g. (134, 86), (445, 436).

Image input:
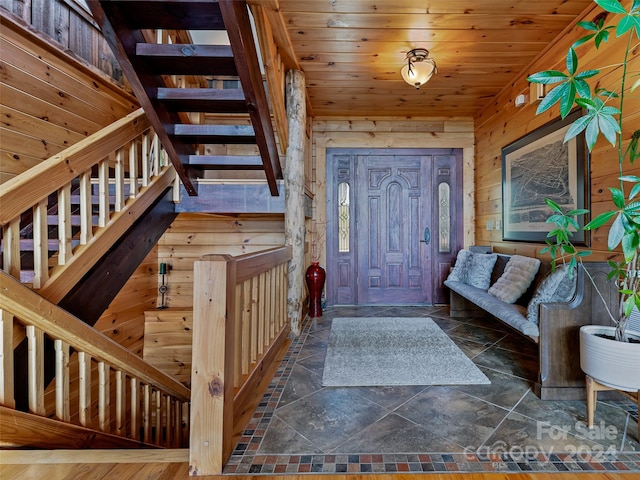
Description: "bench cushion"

(446, 249), (498, 290)
(445, 280), (539, 337)
(526, 265), (577, 325)
(488, 255), (541, 303)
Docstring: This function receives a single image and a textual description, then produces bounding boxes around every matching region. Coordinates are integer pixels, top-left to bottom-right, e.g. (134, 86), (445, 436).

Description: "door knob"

(420, 227), (431, 245)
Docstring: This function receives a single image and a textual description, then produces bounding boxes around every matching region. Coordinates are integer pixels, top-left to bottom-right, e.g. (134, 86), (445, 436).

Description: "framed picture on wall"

(501, 109), (589, 244)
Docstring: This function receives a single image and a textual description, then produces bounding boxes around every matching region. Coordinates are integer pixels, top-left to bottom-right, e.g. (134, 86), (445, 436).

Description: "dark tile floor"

(224, 306), (640, 474)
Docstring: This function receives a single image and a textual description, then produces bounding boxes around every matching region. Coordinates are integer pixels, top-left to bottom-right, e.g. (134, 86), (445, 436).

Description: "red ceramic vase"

(305, 262), (326, 318)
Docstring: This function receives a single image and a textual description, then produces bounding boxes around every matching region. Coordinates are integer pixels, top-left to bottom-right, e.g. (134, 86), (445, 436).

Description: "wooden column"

(284, 69), (307, 336)
(189, 255), (235, 476)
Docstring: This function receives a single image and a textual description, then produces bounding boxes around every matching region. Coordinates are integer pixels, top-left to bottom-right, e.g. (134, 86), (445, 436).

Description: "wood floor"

(0, 450), (637, 479)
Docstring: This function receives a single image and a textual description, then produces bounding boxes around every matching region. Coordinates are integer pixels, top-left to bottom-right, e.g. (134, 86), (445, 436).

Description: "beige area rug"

(322, 317), (491, 387)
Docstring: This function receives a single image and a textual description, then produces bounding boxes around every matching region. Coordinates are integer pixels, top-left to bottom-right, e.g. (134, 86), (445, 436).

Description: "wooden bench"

(447, 254), (619, 400)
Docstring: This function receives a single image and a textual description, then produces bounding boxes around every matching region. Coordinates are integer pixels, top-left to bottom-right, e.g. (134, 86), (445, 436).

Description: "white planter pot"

(579, 325), (640, 391)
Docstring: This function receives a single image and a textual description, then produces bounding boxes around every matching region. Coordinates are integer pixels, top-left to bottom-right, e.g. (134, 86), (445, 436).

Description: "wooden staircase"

(87, 0), (283, 197)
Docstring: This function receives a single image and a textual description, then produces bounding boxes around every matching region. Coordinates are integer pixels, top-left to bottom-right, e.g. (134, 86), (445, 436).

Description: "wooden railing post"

(58, 185), (73, 265)
(189, 255), (236, 476)
(79, 171), (93, 245)
(78, 352), (92, 427)
(2, 219), (21, 279)
(26, 325), (45, 415)
(32, 200), (48, 289)
(0, 309), (15, 408)
(54, 339), (70, 422)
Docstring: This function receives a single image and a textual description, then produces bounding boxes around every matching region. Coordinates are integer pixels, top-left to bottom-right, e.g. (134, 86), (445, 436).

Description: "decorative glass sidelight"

(338, 182), (350, 253)
(438, 182), (451, 253)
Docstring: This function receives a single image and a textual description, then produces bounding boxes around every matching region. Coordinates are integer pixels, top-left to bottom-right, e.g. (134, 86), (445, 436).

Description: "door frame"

(326, 147), (464, 306)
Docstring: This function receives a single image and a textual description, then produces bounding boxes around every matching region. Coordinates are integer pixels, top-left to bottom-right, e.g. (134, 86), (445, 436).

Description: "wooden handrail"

(0, 108), (171, 302)
(0, 109), (151, 226)
(235, 246), (293, 283)
(0, 271), (189, 401)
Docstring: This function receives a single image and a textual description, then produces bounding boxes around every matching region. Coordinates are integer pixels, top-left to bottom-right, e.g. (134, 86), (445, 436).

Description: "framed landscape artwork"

(501, 109), (589, 244)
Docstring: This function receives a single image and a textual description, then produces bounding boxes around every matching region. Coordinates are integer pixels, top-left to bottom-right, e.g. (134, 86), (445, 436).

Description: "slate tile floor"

(224, 306), (640, 474)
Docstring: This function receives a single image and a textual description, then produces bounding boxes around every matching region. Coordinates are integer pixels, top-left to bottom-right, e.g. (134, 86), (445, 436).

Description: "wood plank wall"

(93, 246), (160, 358)
(0, 9), (137, 183)
(92, 213), (286, 365)
(311, 118), (476, 267)
(474, 4), (640, 261)
(0, 0), (124, 85)
(156, 213), (286, 310)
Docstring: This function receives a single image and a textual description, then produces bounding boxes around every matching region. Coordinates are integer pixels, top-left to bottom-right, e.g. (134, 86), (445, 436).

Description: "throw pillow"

(446, 249), (472, 283)
(526, 265), (577, 325)
(465, 252), (498, 290)
(488, 255), (541, 303)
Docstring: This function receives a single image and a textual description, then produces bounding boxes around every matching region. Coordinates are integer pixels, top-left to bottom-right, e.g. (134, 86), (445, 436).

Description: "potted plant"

(527, 0), (640, 394)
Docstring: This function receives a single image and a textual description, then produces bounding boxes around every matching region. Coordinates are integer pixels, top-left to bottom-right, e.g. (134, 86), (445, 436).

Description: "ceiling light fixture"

(401, 48), (437, 89)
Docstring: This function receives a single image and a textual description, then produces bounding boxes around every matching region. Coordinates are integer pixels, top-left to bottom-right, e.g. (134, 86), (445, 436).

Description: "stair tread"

(136, 43), (237, 76)
(186, 155), (263, 170)
(156, 88), (247, 113)
(170, 124), (256, 144)
(173, 124), (254, 135)
(101, 1), (225, 31)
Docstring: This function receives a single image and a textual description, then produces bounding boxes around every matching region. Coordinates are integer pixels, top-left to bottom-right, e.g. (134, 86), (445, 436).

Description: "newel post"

(285, 69), (307, 336)
(189, 255), (236, 476)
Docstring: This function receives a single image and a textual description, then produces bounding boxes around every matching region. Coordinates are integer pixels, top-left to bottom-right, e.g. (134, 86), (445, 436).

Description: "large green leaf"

(566, 48), (578, 75)
(567, 208), (590, 216)
(596, 0), (628, 14)
(536, 83), (566, 114)
(565, 115), (589, 142)
(585, 210), (617, 230)
(575, 98), (597, 110)
(527, 71), (567, 84)
(575, 69), (599, 80)
(624, 200), (640, 213)
(596, 88), (619, 99)
(627, 130), (640, 163)
(594, 28), (612, 47)
(621, 232), (638, 262)
(600, 105), (621, 115)
(575, 79), (592, 99)
(577, 20), (599, 31)
(560, 83), (577, 118)
(611, 187), (625, 208)
(607, 214), (625, 249)
(616, 15), (638, 36)
(624, 296), (636, 317)
(598, 114), (620, 145)
(585, 116), (600, 150)
(545, 198), (562, 212)
(573, 34), (594, 49)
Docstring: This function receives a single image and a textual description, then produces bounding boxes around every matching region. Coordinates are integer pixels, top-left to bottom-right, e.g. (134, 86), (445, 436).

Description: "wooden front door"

(326, 148), (463, 306)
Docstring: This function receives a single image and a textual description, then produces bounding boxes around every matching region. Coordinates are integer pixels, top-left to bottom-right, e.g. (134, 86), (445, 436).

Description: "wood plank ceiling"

(275, 0), (595, 117)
